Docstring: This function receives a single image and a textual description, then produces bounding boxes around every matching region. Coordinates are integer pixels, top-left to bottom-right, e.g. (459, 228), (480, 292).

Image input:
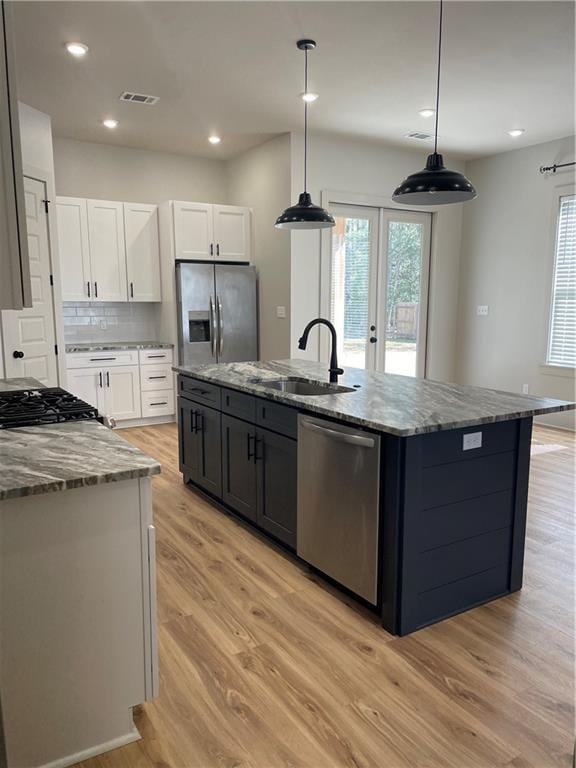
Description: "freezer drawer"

(297, 415), (380, 604)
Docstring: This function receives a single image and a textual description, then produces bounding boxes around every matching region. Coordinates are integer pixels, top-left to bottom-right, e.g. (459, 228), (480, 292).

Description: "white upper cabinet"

(0, 2), (31, 310)
(173, 201), (214, 260)
(124, 202), (161, 302)
(57, 197), (92, 301)
(171, 201), (251, 263)
(87, 199), (127, 302)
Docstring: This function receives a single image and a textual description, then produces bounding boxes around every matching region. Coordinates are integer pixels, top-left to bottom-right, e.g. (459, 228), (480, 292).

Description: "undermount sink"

(250, 376), (357, 396)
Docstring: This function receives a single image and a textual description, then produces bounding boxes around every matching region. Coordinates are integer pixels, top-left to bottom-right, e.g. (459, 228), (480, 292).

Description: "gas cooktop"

(0, 388), (99, 429)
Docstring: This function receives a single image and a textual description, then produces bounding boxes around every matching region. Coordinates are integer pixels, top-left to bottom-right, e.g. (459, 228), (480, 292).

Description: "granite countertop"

(65, 341), (173, 353)
(173, 359), (575, 437)
(0, 421), (160, 501)
(0, 377), (45, 392)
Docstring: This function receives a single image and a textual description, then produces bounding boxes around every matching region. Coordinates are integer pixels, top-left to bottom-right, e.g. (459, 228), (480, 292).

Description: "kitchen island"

(174, 359), (574, 636)
(0, 378), (160, 768)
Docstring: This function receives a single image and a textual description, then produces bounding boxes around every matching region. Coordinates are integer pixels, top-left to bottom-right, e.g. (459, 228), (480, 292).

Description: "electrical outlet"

(463, 432), (482, 451)
(476, 305), (489, 316)
(276, 306), (286, 319)
(99, 320), (107, 330)
(522, 383), (530, 394)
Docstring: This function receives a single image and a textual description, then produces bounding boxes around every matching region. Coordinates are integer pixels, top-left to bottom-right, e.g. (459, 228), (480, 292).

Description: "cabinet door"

(66, 367), (105, 412)
(56, 197), (91, 301)
(221, 414), (257, 521)
(178, 397), (199, 476)
(173, 201), (214, 260)
(87, 199), (127, 301)
(124, 203), (161, 302)
(213, 205), (251, 262)
(256, 429), (297, 548)
(104, 365), (141, 420)
(195, 403), (222, 497)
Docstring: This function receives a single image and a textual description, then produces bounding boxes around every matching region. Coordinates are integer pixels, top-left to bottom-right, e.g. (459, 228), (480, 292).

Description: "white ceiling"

(12, 1), (575, 161)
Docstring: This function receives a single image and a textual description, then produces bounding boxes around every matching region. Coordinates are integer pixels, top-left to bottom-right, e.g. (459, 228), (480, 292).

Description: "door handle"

(209, 297), (217, 357)
(106, 371), (110, 387)
(300, 419), (375, 448)
(94, 281), (98, 298)
(253, 436), (264, 464)
(195, 410), (204, 433)
(87, 281), (91, 298)
(210, 243), (214, 257)
(12, 350), (24, 359)
(130, 282), (134, 299)
(216, 243), (220, 257)
(99, 371), (103, 388)
(217, 297), (224, 356)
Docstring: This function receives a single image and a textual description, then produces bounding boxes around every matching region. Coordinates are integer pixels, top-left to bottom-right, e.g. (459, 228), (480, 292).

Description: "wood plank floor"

(78, 423), (574, 768)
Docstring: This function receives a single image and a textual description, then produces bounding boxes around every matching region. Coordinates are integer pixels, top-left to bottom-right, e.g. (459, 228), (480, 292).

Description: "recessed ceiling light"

(301, 92), (319, 103)
(66, 42), (88, 57)
(102, 119), (118, 129)
(419, 108), (435, 118)
(508, 128), (525, 138)
(208, 136), (221, 145)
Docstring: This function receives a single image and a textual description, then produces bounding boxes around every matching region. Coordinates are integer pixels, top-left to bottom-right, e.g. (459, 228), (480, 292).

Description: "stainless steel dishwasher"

(297, 414), (381, 604)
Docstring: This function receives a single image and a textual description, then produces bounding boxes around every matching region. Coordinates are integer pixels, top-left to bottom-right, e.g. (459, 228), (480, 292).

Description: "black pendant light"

(392, 0), (476, 205)
(275, 40), (335, 230)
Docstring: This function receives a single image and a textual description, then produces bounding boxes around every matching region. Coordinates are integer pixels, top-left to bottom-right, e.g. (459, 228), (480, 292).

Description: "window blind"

(548, 194), (576, 367)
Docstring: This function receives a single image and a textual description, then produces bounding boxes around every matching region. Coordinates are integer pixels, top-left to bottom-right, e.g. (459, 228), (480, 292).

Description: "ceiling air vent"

(119, 91), (159, 106)
(404, 131), (434, 141)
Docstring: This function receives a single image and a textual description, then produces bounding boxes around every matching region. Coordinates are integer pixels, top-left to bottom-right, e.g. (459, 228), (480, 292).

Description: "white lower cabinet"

(106, 365), (142, 420)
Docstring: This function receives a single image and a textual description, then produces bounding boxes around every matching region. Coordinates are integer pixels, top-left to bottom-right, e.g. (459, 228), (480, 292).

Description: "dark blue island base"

(177, 372), (534, 636)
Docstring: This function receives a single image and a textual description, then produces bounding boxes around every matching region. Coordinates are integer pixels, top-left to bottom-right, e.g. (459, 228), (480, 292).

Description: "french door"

(328, 204), (431, 377)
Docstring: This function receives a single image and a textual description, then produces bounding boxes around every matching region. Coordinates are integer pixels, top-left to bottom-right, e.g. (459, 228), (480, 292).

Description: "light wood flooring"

(78, 423), (575, 768)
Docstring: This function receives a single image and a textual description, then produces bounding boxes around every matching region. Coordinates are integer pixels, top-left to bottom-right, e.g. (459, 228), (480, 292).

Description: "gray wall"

(227, 134), (292, 360)
(457, 136), (575, 429)
(52, 137), (228, 204)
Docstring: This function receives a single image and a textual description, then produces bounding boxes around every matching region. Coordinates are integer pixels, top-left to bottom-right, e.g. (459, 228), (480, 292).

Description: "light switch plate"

(476, 305), (489, 316)
(463, 431), (482, 451)
(276, 306), (286, 319)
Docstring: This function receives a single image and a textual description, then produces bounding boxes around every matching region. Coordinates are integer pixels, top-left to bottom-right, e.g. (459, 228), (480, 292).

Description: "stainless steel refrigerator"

(176, 262), (258, 366)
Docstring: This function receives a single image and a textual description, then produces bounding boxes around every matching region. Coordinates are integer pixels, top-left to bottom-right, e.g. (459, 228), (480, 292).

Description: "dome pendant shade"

(392, 152), (477, 206)
(275, 192), (335, 229)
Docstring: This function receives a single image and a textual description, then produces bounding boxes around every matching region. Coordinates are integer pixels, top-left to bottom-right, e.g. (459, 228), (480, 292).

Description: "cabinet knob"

(12, 350), (24, 359)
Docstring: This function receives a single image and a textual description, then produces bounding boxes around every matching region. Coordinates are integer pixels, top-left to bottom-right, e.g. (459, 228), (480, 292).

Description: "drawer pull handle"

(90, 357), (116, 361)
(149, 375), (167, 380)
(150, 401), (168, 406)
(147, 354), (166, 359)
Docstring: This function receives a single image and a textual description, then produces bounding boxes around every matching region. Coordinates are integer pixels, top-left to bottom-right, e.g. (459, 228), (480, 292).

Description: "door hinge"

(54, 344), (58, 355)
(49, 274), (54, 286)
(42, 199), (50, 214)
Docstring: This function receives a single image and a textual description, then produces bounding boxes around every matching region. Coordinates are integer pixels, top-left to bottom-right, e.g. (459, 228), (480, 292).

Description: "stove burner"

(0, 387), (100, 429)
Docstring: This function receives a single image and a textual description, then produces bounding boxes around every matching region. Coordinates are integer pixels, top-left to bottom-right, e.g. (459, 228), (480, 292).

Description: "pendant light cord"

(304, 46), (308, 193)
(433, 0), (443, 155)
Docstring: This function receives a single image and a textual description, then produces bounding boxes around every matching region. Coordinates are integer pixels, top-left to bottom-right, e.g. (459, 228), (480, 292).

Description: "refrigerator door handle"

(209, 297), (217, 357)
(217, 297), (224, 356)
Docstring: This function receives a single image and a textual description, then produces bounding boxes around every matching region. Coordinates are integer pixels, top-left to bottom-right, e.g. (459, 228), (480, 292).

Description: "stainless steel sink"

(250, 376), (357, 396)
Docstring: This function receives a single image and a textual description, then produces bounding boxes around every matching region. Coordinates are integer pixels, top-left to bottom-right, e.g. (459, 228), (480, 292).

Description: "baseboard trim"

(116, 415), (176, 429)
(37, 725), (141, 768)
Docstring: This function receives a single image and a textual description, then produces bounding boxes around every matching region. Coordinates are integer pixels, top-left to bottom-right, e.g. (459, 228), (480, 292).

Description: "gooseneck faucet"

(298, 318), (344, 383)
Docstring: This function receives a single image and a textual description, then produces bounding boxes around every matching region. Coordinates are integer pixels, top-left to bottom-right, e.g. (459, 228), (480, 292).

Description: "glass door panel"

(329, 206), (379, 370)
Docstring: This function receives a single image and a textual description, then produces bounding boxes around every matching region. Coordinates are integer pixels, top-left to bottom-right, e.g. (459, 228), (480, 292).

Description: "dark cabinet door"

(256, 428), (297, 548)
(178, 396), (200, 476)
(195, 403), (222, 497)
(221, 414), (257, 521)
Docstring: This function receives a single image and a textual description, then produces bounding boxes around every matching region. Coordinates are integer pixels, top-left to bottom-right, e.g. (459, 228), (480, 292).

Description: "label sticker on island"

(463, 431), (483, 451)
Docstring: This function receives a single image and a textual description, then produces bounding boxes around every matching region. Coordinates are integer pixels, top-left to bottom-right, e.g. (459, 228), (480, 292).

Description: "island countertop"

(173, 359), (575, 437)
(0, 420), (160, 501)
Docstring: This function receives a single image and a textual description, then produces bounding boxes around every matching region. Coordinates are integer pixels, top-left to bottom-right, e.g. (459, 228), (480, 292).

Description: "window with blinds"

(547, 194), (576, 367)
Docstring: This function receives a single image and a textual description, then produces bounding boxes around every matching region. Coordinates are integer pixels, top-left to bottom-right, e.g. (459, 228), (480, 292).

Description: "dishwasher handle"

(300, 419), (376, 448)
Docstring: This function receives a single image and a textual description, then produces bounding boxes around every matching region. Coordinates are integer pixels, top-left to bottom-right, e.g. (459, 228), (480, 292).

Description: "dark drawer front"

(256, 400), (298, 439)
(179, 376), (221, 408)
(222, 388), (256, 423)
(421, 420), (518, 467)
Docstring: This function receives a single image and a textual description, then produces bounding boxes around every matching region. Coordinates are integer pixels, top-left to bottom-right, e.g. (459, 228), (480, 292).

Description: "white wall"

(52, 138), (228, 205)
(227, 134), (291, 360)
(457, 136), (575, 430)
(289, 131), (464, 383)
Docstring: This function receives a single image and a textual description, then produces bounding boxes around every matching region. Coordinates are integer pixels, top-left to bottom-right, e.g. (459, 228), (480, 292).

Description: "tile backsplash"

(62, 302), (160, 343)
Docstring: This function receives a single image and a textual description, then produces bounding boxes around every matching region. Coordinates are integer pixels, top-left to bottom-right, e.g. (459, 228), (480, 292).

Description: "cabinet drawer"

(141, 389), (175, 418)
(141, 364), (173, 391)
(139, 348), (173, 365)
(256, 399), (298, 439)
(222, 388), (256, 423)
(421, 420), (518, 467)
(179, 376), (221, 408)
(67, 350), (139, 369)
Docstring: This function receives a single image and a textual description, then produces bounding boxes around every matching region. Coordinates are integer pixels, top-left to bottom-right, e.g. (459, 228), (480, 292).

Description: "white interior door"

(56, 197), (91, 301)
(173, 201), (214, 260)
(2, 177), (58, 385)
(87, 199), (127, 301)
(124, 203), (161, 301)
(213, 205), (250, 261)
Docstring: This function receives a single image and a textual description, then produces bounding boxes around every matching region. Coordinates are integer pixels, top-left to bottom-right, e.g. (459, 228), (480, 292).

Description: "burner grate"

(0, 387), (99, 429)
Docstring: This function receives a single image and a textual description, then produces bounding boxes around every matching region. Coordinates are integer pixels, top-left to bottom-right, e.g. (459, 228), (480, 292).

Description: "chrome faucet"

(298, 318), (344, 383)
